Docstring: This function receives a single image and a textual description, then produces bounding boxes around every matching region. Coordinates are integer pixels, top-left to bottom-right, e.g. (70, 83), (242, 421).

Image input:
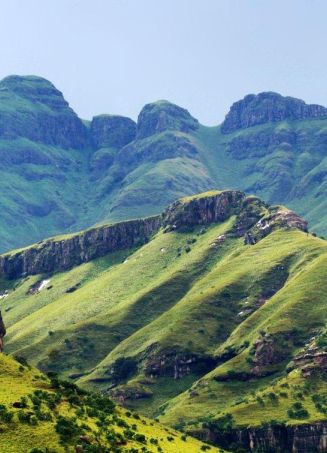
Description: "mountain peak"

(221, 91), (327, 133)
(136, 99), (199, 139)
(90, 114), (136, 149)
(0, 74), (70, 112)
(0, 74), (87, 148)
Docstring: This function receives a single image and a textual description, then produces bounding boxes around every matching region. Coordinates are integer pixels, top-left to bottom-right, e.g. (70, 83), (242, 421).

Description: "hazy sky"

(0, 0), (326, 125)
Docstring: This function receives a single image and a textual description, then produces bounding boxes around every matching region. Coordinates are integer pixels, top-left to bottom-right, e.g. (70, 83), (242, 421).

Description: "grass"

(0, 353), (221, 452)
(2, 197), (326, 432)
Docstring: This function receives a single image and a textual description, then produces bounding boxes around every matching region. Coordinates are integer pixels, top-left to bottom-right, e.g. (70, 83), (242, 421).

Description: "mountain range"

(1, 75), (327, 252)
(1, 189), (326, 452)
(0, 74), (326, 452)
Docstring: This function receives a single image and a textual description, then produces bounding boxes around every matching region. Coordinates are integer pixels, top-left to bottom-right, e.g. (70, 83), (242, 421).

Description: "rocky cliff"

(221, 91), (327, 133)
(234, 422), (327, 453)
(0, 216), (161, 279)
(90, 114), (136, 149)
(0, 190), (307, 280)
(136, 100), (199, 139)
(163, 190), (246, 229)
(163, 190), (307, 237)
(197, 422), (327, 453)
(0, 75), (88, 148)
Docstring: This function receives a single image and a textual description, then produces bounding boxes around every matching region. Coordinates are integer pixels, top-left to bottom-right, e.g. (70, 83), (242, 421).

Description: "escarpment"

(197, 422), (327, 453)
(0, 216), (161, 279)
(0, 190), (307, 280)
(0, 75), (88, 149)
(221, 91), (327, 133)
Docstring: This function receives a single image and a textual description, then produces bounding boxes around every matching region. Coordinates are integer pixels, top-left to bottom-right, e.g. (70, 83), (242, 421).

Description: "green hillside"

(1, 76), (327, 252)
(0, 353), (218, 453)
(1, 190), (326, 451)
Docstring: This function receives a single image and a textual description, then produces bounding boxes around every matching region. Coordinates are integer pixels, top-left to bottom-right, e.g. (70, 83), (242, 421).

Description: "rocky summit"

(1, 75), (327, 252)
(221, 91), (327, 133)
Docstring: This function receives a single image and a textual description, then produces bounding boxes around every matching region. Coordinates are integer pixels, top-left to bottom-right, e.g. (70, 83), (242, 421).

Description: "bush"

(134, 433), (146, 443)
(111, 357), (137, 382)
(287, 402), (309, 419)
(55, 416), (81, 443)
(0, 404), (13, 423)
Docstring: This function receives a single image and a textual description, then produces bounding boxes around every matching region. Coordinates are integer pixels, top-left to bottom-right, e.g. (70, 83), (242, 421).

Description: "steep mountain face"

(90, 114), (136, 149)
(1, 190), (326, 452)
(0, 75), (88, 148)
(221, 91), (327, 133)
(1, 74), (327, 256)
(136, 100), (199, 139)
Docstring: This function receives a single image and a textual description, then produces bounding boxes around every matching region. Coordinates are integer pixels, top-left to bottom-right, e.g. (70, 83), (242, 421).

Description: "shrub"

(111, 357), (137, 382)
(134, 433), (146, 443)
(0, 404), (13, 423)
(287, 402), (309, 419)
(55, 416), (81, 443)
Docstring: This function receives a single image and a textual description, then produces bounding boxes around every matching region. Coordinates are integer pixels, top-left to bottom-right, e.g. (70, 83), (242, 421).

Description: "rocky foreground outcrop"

(196, 422), (327, 453)
(0, 216), (161, 279)
(221, 91), (327, 133)
(0, 190), (307, 280)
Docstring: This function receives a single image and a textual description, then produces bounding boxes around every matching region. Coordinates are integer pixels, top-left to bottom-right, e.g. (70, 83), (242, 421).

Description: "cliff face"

(90, 114), (136, 149)
(234, 422), (327, 453)
(0, 75), (88, 149)
(136, 100), (199, 139)
(163, 190), (246, 230)
(0, 216), (161, 279)
(221, 91), (327, 133)
(0, 190), (308, 280)
(196, 422), (327, 453)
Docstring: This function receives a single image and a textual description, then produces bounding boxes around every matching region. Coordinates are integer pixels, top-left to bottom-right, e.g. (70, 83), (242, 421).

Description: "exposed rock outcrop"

(195, 422), (327, 453)
(90, 114), (136, 149)
(0, 75), (88, 148)
(221, 92), (327, 133)
(294, 347), (327, 378)
(0, 216), (161, 279)
(163, 190), (246, 230)
(145, 353), (215, 379)
(0, 190), (308, 280)
(136, 100), (199, 139)
(234, 422), (327, 453)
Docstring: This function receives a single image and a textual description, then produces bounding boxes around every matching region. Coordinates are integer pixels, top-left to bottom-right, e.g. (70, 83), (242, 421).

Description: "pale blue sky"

(0, 0), (326, 125)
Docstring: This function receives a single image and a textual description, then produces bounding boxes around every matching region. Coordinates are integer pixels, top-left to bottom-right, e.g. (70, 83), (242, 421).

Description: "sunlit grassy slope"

(0, 353), (220, 453)
(2, 191), (326, 433)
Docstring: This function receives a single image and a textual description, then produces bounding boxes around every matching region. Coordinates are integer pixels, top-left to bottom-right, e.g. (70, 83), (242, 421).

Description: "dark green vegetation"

(1, 75), (327, 252)
(1, 190), (326, 451)
(0, 353), (217, 452)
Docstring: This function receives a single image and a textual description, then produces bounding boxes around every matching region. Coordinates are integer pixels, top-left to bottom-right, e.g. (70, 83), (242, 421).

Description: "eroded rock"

(221, 91), (327, 134)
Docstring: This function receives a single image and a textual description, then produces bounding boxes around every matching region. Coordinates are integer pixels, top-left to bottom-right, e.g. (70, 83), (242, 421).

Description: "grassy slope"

(0, 354), (219, 453)
(159, 232), (327, 427)
(194, 120), (327, 237)
(2, 202), (327, 431)
(5, 220), (234, 372)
